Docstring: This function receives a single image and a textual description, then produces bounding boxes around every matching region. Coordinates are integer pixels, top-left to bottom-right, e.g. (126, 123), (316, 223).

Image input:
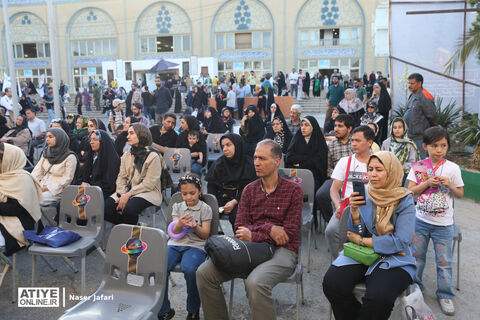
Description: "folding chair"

(29, 185), (105, 296)
(58, 224), (168, 320)
(163, 148), (191, 186)
(452, 224), (461, 290)
(278, 168), (316, 272)
(206, 133), (224, 164)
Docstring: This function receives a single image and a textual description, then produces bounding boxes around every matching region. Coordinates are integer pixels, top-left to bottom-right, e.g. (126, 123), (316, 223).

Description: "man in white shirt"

(0, 88), (14, 125)
(289, 68), (299, 98)
(225, 86), (237, 118)
(325, 125), (374, 257)
(25, 108), (46, 161)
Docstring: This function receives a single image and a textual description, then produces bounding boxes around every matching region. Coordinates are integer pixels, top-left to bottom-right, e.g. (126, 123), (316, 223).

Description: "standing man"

(0, 88), (14, 126)
(225, 86), (236, 118)
(353, 78), (367, 104)
(150, 112), (178, 154)
(152, 76), (172, 124)
(93, 84), (101, 111)
(75, 87), (83, 115)
(325, 126), (373, 257)
(289, 68), (299, 98)
(42, 87), (55, 124)
(236, 82), (247, 118)
(287, 104), (302, 135)
(248, 70), (257, 96)
(404, 73), (436, 159)
(197, 139), (302, 320)
(315, 114), (354, 222)
(325, 75), (345, 127)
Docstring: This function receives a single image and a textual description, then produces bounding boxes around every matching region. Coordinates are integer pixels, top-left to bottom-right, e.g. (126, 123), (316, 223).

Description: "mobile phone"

(352, 180), (366, 201)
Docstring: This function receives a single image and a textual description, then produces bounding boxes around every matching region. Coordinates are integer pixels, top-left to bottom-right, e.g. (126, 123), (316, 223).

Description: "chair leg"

(301, 277), (305, 305)
(307, 225), (312, 273)
(62, 257), (79, 273)
(31, 255), (36, 286)
(12, 253), (16, 303)
(456, 240), (461, 290)
(96, 246), (106, 259)
(296, 282), (300, 320)
(228, 279), (235, 320)
(39, 256), (57, 272)
(81, 255), (86, 297)
(152, 208), (156, 228)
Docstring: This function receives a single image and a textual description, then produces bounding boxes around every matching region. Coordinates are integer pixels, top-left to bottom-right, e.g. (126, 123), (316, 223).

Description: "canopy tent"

(148, 58), (179, 73)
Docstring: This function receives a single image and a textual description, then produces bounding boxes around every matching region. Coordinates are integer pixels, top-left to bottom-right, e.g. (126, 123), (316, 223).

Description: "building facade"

(0, 0), (388, 88)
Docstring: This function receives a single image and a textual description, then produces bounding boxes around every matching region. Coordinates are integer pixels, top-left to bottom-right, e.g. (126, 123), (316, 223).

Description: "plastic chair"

(58, 224), (168, 320)
(0, 251), (17, 302)
(29, 185), (106, 296)
(163, 148), (191, 186)
(452, 224), (461, 290)
(206, 133), (224, 164)
(278, 168), (316, 272)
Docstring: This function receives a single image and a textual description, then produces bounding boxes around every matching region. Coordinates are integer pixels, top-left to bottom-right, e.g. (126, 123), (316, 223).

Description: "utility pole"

(2, 0), (19, 118)
(46, 0), (61, 118)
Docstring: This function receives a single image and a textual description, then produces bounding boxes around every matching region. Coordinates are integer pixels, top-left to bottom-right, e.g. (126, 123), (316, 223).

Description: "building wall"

(0, 0), (387, 87)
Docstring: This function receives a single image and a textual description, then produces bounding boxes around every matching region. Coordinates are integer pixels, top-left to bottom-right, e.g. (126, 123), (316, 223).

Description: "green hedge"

(461, 169), (480, 203)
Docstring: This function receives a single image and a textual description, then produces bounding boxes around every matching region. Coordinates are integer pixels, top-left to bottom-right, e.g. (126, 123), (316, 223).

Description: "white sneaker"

(438, 298), (455, 316)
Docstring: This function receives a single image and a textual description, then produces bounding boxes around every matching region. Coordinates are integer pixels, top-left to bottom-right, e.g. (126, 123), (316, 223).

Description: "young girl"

(187, 130), (204, 176)
(159, 174), (212, 320)
(407, 127), (464, 316)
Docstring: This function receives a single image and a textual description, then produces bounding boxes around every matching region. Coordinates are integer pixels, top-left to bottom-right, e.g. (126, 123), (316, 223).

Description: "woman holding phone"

(323, 151), (417, 320)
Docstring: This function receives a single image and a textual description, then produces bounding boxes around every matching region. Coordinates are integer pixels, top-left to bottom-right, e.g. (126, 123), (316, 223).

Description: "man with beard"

(152, 76), (172, 124)
(150, 112), (177, 154)
(315, 114), (354, 222)
(325, 75), (345, 127)
(131, 102), (149, 127)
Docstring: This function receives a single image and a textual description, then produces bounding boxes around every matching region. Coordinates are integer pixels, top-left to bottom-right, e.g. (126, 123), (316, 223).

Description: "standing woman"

(303, 72), (311, 99)
(205, 133), (256, 226)
(313, 73), (321, 97)
(285, 116), (328, 190)
(104, 123), (162, 225)
(239, 105), (265, 156)
(277, 71), (286, 95)
(176, 115), (208, 167)
(1, 115), (32, 154)
(263, 117), (292, 155)
(375, 81), (392, 144)
(0, 143), (42, 256)
(79, 130), (120, 199)
(31, 128), (78, 205)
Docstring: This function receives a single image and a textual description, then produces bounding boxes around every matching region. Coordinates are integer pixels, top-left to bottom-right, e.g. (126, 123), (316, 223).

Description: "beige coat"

(2, 128), (32, 153)
(31, 154), (77, 196)
(111, 150), (162, 206)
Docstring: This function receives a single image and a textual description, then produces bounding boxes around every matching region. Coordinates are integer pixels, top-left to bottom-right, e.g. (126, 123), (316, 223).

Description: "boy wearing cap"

(109, 98), (126, 136)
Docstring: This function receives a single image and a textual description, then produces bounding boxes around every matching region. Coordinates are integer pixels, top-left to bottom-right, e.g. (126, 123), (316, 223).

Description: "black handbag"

(204, 235), (275, 277)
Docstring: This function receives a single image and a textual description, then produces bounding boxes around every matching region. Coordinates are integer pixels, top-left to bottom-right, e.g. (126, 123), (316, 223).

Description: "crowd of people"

(0, 70), (466, 320)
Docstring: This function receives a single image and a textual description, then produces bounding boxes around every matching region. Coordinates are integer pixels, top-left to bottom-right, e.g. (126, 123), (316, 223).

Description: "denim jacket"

(333, 194), (417, 279)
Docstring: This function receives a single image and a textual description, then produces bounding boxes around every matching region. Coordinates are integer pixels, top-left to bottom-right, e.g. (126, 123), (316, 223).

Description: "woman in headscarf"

(323, 151), (416, 320)
(205, 133), (256, 226)
(0, 143), (42, 256)
(79, 130), (120, 199)
(50, 119), (80, 154)
(381, 118), (419, 181)
(302, 71), (311, 99)
(0, 115), (9, 138)
(263, 116), (292, 155)
(374, 81), (392, 144)
(277, 71), (286, 94)
(114, 117), (132, 157)
(104, 123), (162, 225)
(82, 88), (91, 111)
(324, 106), (346, 136)
(339, 88), (364, 126)
(256, 83), (267, 118)
(264, 103), (284, 126)
(202, 107), (226, 134)
(1, 115), (32, 153)
(239, 105), (266, 156)
(285, 116), (328, 190)
(176, 115), (208, 167)
(73, 116), (89, 141)
(78, 118), (107, 161)
(221, 107), (235, 133)
(313, 73), (322, 97)
(31, 128), (78, 205)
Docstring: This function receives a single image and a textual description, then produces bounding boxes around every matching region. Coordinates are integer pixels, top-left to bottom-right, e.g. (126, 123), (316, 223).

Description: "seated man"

(197, 139), (303, 320)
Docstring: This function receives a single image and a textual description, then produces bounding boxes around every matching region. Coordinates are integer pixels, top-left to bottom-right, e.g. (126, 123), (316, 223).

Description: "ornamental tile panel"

(70, 8), (116, 40)
(10, 13), (48, 42)
(214, 0), (272, 32)
(298, 0), (362, 28)
(137, 2), (191, 36)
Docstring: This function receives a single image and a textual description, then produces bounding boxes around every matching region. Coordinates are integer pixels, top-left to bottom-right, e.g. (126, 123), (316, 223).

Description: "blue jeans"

(159, 246), (207, 315)
(413, 139), (425, 159)
(47, 108), (55, 125)
(191, 161), (202, 176)
(413, 218), (455, 299)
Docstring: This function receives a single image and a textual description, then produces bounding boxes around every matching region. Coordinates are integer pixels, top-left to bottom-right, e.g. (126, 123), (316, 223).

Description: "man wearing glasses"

(286, 104), (302, 135)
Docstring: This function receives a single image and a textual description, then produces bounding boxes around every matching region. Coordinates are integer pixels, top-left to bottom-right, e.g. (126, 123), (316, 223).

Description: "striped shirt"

(327, 137), (353, 177)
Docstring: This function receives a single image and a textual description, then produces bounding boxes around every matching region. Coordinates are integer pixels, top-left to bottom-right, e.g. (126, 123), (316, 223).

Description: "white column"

(46, 0), (61, 118)
(1, 0), (19, 118)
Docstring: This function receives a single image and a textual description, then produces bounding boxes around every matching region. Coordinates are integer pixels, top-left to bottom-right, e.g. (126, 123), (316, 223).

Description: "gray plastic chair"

(29, 185), (105, 296)
(163, 148), (191, 185)
(58, 224), (168, 320)
(278, 168), (316, 272)
(206, 133), (224, 163)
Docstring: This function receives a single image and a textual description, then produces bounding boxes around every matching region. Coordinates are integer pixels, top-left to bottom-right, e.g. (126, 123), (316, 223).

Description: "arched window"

(212, 0), (274, 79)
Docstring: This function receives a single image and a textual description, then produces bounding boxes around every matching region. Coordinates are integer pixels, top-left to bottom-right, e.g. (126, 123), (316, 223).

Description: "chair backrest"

(58, 185), (104, 239)
(337, 206), (351, 256)
(166, 192), (219, 237)
(103, 224), (168, 299)
(206, 133), (223, 155)
(163, 148), (191, 175)
(278, 168), (314, 207)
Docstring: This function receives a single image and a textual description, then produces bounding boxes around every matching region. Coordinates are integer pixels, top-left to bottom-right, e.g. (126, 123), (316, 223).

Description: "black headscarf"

(285, 116), (328, 188)
(204, 107), (226, 134)
(43, 128), (76, 165)
(80, 130), (120, 197)
(303, 72), (311, 93)
(324, 106), (346, 134)
(376, 81), (391, 118)
(265, 102), (284, 125)
(129, 123), (153, 172)
(176, 115), (207, 166)
(0, 115), (9, 138)
(8, 115), (30, 138)
(264, 116), (292, 154)
(205, 133), (257, 186)
(240, 105), (265, 143)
